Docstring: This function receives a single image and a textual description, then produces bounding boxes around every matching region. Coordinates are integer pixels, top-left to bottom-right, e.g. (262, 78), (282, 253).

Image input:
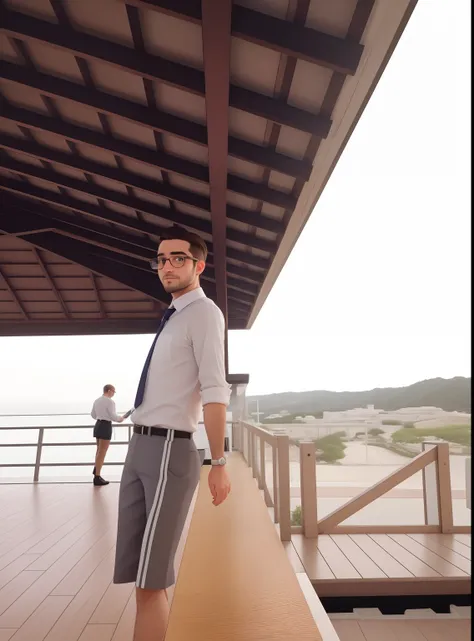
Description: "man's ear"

(196, 260), (206, 276)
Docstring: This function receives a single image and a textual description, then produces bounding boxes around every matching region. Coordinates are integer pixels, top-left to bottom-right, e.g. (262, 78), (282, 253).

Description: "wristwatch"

(211, 456), (227, 466)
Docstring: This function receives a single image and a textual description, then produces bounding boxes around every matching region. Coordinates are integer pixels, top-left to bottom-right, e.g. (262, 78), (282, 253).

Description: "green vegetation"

(392, 424), (471, 447)
(368, 428), (384, 436)
(382, 419), (403, 426)
(291, 505), (302, 526)
(314, 431), (346, 463)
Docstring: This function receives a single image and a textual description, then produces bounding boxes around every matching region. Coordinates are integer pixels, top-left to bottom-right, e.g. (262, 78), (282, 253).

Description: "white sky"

(0, 0), (471, 411)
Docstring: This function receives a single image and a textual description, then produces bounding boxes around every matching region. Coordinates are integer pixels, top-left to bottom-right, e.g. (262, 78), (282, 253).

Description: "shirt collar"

(171, 287), (206, 313)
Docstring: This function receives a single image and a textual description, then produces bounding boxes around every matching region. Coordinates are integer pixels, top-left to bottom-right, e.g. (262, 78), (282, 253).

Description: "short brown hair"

(159, 225), (208, 261)
(103, 384), (115, 394)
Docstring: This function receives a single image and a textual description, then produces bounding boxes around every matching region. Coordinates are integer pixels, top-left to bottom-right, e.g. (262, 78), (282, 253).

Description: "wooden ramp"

(291, 533), (471, 598)
(167, 454), (324, 640)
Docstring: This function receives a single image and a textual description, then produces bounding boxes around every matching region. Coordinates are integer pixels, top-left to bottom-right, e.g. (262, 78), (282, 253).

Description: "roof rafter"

(0, 6), (332, 137)
(0, 132), (288, 230)
(0, 158), (277, 254)
(2, 189), (270, 272)
(0, 62), (311, 180)
(31, 247), (71, 319)
(0, 263), (29, 319)
(122, 0), (363, 75)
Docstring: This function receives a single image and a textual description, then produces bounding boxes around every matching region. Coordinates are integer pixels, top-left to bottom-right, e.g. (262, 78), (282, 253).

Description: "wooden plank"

(330, 535), (387, 579)
(432, 534), (471, 559)
(388, 535), (468, 577)
(282, 541), (305, 574)
(296, 573), (340, 641)
(50, 531), (115, 596)
(413, 619), (471, 641)
(0, 527), (115, 627)
(0, 572), (43, 616)
(369, 535), (440, 578)
(0, 555), (40, 590)
(372, 620), (427, 641)
(110, 592), (135, 641)
(291, 535), (335, 581)
(7, 596), (72, 641)
(165, 456), (323, 641)
(27, 519), (100, 571)
(88, 583), (134, 625)
(348, 535), (414, 578)
(407, 534), (471, 574)
(315, 536), (361, 580)
(453, 534), (471, 546)
(43, 550), (116, 641)
(77, 625), (115, 641)
(331, 620), (367, 641)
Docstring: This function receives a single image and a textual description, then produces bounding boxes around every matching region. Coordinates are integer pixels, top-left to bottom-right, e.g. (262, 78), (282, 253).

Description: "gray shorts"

(113, 431), (201, 590)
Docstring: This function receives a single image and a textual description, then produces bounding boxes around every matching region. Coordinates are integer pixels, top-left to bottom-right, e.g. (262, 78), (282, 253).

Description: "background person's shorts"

(93, 419), (112, 440)
(113, 430), (201, 590)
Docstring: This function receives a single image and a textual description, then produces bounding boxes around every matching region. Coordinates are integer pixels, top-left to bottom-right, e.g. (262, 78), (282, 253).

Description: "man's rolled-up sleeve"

(191, 303), (231, 406)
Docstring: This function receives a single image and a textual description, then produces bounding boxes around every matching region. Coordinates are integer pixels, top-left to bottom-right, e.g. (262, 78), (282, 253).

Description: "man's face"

(156, 239), (204, 294)
(107, 388), (115, 398)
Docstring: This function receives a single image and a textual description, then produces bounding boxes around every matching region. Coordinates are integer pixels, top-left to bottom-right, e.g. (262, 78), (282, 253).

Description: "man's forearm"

(203, 403), (227, 459)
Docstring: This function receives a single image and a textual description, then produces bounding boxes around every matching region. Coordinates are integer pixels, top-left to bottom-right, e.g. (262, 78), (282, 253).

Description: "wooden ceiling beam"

(0, 263), (29, 319)
(0, 131), (288, 231)
(1, 61), (311, 180)
(123, 0), (363, 75)
(31, 247), (71, 319)
(0, 158), (277, 254)
(2, 189), (270, 271)
(0, 6), (331, 137)
(201, 0), (231, 333)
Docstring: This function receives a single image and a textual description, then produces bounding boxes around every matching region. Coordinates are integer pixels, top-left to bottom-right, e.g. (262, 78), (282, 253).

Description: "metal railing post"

(33, 427), (44, 483)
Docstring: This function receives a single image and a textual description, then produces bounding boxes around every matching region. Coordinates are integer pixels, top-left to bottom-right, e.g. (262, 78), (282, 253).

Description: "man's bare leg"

(94, 439), (110, 476)
(134, 587), (170, 641)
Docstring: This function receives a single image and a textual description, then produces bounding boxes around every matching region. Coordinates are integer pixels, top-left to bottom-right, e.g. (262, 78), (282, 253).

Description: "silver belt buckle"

(140, 425), (146, 436)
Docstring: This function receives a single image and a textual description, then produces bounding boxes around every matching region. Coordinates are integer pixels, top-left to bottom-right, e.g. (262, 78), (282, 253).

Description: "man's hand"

(208, 465), (231, 506)
(118, 416), (125, 423)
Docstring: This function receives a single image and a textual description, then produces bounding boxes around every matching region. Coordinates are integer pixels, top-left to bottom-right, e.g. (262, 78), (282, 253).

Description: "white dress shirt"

(91, 396), (121, 422)
(131, 287), (231, 433)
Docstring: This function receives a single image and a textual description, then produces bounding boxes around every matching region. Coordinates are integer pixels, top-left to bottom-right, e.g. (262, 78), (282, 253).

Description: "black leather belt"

(133, 424), (191, 439)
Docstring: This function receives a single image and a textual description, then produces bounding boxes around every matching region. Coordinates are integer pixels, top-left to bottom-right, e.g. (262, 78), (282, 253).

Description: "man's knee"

(136, 586), (167, 606)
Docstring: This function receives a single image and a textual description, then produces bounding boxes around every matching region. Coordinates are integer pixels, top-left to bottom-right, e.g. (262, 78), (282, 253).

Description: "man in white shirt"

(113, 226), (231, 641)
(91, 384), (124, 486)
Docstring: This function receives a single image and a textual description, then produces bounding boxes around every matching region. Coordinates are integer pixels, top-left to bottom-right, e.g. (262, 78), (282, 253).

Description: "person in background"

(91, 384), (124, 486)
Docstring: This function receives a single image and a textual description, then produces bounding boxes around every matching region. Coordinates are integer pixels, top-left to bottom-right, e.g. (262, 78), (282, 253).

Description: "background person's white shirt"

(91, 396), (121, 422)
(131, 288), (231, 433)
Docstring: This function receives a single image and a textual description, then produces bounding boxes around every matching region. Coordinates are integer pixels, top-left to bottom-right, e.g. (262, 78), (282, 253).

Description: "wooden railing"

(234, 420), (292, 540)
(235, 422), (471, 539)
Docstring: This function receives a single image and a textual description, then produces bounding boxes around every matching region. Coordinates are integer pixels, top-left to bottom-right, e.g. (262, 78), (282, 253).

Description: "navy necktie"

(134, 307), (176, 409)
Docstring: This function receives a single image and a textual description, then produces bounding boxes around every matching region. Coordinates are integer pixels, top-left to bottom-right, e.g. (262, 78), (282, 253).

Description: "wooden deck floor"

(0, 481), (192, 641)
(291, 532), (471, 597)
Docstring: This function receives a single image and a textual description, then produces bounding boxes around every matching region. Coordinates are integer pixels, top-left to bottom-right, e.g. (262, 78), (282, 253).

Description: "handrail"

(0, 423), (133, 482)
(235, 421), (291, 541)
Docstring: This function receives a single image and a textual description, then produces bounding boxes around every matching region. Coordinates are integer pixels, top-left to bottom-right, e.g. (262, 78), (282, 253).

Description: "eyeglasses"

(150, 255), (198, 270)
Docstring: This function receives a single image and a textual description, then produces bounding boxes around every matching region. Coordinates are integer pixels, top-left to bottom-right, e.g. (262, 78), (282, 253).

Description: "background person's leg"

(94, 439), (110, 477)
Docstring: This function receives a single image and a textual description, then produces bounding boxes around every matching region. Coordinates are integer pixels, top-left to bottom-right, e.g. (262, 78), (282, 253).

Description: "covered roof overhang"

(0, 0), (418, 336)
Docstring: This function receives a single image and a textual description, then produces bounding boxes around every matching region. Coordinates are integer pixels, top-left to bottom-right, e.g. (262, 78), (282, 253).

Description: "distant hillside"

(247, 377), (471, 416)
